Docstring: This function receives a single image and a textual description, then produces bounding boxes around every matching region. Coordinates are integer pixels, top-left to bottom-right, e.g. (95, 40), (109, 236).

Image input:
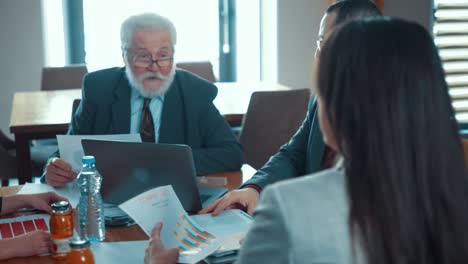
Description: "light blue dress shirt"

(130, 88), (164, 143)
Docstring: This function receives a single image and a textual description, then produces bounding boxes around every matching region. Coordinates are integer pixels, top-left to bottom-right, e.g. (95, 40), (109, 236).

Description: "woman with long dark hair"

(145, 16), (468, 264)
(315, 17), (468, 263)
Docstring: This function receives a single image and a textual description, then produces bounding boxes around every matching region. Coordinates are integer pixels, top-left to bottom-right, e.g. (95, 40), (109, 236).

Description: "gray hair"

(120, 13), (177, 51)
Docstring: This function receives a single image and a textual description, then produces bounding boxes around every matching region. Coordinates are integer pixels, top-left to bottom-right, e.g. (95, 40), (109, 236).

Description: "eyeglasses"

(129, 51), (173, 68)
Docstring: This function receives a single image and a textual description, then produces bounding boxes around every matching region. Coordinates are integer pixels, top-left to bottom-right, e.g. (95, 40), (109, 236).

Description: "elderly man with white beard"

(42, 13), (243, 187)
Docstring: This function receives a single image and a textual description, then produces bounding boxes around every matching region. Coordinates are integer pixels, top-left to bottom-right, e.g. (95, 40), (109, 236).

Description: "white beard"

(125, 65), (176, 98)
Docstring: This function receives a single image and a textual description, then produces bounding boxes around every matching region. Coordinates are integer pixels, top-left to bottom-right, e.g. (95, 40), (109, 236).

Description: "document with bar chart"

(0, 214), (50, 239)
(119, 185), (223, 264)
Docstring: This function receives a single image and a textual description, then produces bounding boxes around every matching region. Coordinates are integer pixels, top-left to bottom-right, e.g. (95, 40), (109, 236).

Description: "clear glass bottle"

(50, 201), (73, 260)
(76, 155), (105, 241)
(67, 238), (95, 264)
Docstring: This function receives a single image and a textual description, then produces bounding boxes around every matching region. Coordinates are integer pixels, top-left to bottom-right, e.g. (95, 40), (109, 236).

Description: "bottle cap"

(82, 155), (95, 165)
(69, 238), (91, 249)
(51, 201), (70, 212)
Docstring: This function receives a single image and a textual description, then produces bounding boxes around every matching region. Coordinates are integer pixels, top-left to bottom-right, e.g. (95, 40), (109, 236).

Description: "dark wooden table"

(9, 82), (288, 184)
(9, 89), (80, 185)
(0, 164), (256, 263)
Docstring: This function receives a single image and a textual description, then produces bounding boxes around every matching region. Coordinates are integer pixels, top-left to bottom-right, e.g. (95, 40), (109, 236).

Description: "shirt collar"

(130, 87), (165, 102)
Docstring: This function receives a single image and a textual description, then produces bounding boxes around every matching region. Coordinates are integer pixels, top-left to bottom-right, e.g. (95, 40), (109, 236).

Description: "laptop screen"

(81, 139), (202, 213)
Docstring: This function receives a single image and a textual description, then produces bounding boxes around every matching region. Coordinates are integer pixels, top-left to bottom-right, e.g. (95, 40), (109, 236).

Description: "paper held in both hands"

(119, 185), (252, 264)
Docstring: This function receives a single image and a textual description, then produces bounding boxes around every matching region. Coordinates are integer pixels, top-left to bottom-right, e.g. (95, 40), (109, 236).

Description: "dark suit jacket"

(243, 98), (325, 189)
(54, 67), (243, 176)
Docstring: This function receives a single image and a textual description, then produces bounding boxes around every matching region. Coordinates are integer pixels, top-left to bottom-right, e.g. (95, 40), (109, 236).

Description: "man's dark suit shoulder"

(174, 68), (218, 102)
(82, 67), (126, 98)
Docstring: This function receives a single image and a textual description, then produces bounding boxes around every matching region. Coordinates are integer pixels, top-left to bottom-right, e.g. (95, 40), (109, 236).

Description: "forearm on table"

(0, 195), (30, 215)
(0, 238), (22, 260)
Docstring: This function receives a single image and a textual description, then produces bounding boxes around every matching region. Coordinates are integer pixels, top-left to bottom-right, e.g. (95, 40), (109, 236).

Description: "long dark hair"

(326, 0), (382, 24)
(317, 18), (468, 263)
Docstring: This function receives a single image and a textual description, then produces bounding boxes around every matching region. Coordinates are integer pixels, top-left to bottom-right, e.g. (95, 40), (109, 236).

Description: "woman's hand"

(144, 223), (179, 264)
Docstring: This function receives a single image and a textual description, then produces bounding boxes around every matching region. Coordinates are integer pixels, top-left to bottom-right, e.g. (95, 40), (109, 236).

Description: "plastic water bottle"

(77, 156), (105, 242)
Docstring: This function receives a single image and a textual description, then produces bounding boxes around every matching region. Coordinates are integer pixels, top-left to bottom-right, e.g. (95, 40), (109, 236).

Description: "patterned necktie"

(139, 98), (155, 142)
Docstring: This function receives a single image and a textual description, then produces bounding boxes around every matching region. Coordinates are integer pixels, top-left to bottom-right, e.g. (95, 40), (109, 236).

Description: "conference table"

(9, 82), (290, 184)
(0, 164), (256, 264)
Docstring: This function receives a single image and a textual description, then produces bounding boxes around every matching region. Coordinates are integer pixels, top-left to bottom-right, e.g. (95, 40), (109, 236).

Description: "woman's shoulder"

(269, 168), (346, 198)
(258, 168), (353, 263)
(262, 167), (349, 227)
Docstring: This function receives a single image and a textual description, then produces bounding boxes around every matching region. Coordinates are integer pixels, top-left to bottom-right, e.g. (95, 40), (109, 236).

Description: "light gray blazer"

(237, 168), (358, 264)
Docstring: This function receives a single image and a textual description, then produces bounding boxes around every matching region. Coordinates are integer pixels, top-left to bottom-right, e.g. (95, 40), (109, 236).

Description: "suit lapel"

(111, 69), (131, 133)
(159, 76), (186, 144)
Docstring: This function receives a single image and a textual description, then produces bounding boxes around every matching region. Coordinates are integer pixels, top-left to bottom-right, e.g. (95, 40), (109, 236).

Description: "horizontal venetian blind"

(433, 0), (468, 124)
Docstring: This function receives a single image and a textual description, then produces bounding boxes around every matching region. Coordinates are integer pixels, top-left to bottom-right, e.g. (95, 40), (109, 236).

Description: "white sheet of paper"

(91, 241), (146, 263)
(17, 182), (80, 208)
(119, 185), (223, 264)
(57, 134), (141, 172)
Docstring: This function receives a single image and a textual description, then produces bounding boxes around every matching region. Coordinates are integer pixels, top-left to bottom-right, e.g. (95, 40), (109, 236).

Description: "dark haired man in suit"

(201, 0), (382, 216)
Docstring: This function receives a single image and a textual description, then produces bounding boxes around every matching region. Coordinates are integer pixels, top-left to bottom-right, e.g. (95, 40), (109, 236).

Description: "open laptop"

(81, 139), (204, 213)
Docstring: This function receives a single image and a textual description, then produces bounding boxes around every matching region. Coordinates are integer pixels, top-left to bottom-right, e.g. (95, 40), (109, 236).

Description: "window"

(82, 0), (219, 73)
(433, 0), (468, 124)
(42, 0), (66, 66)
(42, 0), (262, 82)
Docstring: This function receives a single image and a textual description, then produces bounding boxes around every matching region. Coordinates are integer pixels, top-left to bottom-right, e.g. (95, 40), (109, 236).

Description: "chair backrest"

(41, 65), (88, 90)
(462, 138), (468, 165)
(0, 130), (15, 150)
(239, 89), (311, 169)
(176, 61), (216, 83)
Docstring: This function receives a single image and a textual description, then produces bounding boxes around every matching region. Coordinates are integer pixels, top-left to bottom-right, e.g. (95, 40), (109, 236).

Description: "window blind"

(433, 0), (468, 124)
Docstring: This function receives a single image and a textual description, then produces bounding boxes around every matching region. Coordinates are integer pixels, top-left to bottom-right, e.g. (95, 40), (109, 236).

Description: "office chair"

(35, 65), (87, 147)
(462, 138), (468, 165)
(41, 65), (88, 91)
(176, 61), (216, 83)
(239, 89), (311, 169)
(0, 130), (56, 186)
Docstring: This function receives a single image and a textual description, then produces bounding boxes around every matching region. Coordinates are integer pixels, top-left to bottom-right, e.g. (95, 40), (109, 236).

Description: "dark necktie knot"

(140, 98), (155, 142)
(143, 98), (151, 109)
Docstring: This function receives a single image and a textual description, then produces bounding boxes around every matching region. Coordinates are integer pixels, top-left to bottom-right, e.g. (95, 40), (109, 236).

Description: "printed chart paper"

(192, 209), (252, 255)
(119, 185), (223, 264)
(0, 214), (50, 239)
